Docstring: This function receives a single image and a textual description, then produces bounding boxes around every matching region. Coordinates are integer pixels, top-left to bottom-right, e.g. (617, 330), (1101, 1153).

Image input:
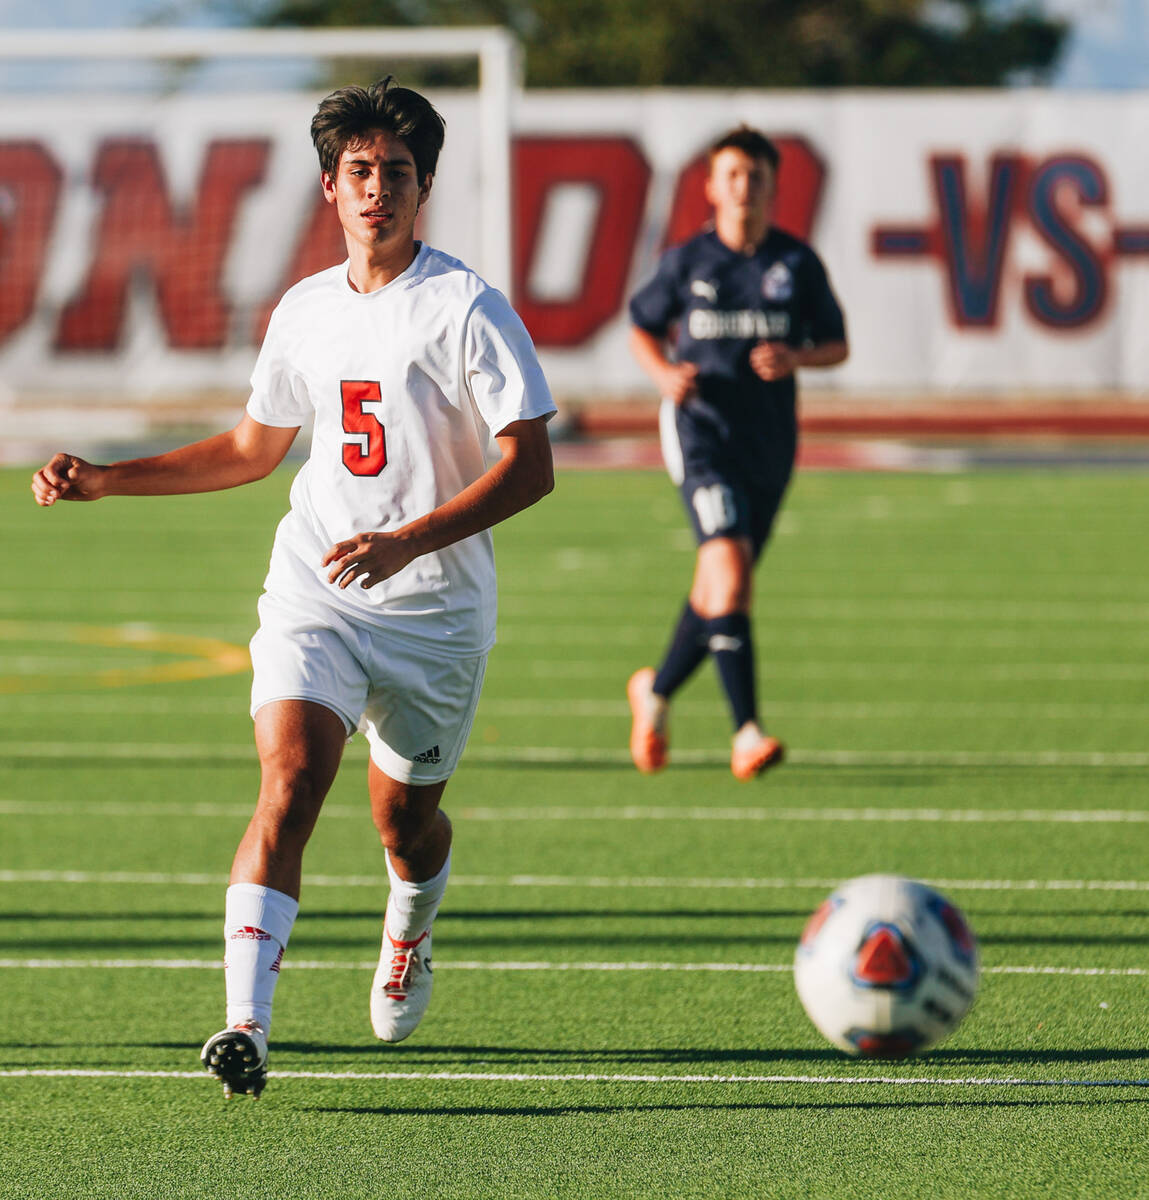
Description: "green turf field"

(2, 462), (1149, 1199)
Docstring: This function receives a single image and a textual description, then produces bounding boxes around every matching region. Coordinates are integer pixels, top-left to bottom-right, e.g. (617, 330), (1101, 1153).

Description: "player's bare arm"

(324, 415), (554, 590)
(629, 326), (699, 405)
(31, 415), (300, 507)
(749, 338), (849, 382)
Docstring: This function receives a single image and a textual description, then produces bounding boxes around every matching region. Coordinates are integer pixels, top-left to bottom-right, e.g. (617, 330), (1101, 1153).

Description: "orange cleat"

(627, 667), (668, 773)
(730, 734), (785, 781)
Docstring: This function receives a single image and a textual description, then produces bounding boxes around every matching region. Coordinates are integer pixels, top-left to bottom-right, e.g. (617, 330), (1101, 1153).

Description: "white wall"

(1, 88), (1147, 402)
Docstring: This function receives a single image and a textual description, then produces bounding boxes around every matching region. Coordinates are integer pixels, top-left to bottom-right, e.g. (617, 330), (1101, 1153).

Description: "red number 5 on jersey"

(340, 380), (387, 476)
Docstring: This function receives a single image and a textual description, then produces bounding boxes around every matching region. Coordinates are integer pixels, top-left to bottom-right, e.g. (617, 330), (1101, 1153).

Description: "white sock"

(646, 689), (669, 735)
(223, 883), (299, 1033)
(384, 849), (451, 942)
(733, 722), (766, 754)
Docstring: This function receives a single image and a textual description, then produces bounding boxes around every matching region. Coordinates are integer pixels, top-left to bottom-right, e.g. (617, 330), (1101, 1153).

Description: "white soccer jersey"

(246, 244), (555, 656)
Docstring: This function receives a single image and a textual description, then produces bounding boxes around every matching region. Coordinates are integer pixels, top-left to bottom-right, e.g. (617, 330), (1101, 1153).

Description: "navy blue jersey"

(630, 227), (845, 484)
(632, 225), (845, 545)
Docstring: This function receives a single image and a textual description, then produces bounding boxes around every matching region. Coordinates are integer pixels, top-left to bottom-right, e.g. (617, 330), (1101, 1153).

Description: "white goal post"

(0, 26), (520, 293)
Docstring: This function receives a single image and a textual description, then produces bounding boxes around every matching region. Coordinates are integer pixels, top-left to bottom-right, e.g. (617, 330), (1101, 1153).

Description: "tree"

(216, 0), (1067, 88)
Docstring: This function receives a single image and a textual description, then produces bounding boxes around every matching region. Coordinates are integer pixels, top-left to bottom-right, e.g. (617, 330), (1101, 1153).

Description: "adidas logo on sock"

(228, 926), (272, 941)
(412, 745), (442, 764)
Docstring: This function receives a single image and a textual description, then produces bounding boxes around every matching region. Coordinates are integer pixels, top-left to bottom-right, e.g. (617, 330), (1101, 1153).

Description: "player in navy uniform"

(627, 125), (848, 780)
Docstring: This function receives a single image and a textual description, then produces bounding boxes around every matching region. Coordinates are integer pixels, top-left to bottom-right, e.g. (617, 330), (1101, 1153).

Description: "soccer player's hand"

(31, 453), (106, 506)
(323, 531), (415, 590)
(750, 340), (796, 381)
(660, 362), (700, 405)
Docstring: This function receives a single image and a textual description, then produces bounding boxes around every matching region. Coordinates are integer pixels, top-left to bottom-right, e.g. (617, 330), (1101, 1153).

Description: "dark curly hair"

(310, 76), (446, 182)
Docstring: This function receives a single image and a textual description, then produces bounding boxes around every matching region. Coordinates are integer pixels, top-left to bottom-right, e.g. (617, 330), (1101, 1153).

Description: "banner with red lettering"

(2, 89), (1148, 403)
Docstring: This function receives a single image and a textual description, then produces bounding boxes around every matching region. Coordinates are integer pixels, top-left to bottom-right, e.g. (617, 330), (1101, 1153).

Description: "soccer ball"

(794, 874), (979, 1059)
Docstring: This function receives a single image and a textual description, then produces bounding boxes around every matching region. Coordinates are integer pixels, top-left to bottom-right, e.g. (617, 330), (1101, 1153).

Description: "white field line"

(8, 797), (1149, 824)
(2, 743), (1148, 769)
(5, 799), (1149, 824)
(0, 657), (163, 672)
(496, 630), (1149, 654)
(17, 625), (1144, 669)
(473, 748), (1149, 768)
(482, 700), (1149, 720)
(6, 604), (1149, 633)
(0, 957), (1146, 979)
(496, 627), (1149, 648)
(459, 749), (1149, 769)
(4, 696), (1149, 720)
(6, 594), (1148, 624)
(492, 598), (1149, 631)
(0, 1067), (1146, 1088)
(6, 661), (1149, 687)
(504, 602), (1149, 626)
(453, 801), (1149, 820)
(17, 629), (1149, 655)
(3, 869), (1149, 894)
(522, 661), (1149, 682)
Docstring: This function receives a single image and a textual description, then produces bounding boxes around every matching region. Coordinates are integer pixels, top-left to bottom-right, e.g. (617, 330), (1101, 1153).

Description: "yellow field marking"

(0, 620), (249, 693)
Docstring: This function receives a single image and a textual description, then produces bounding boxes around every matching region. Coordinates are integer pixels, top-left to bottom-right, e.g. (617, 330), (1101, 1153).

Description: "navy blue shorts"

(659, 399), (792, 560)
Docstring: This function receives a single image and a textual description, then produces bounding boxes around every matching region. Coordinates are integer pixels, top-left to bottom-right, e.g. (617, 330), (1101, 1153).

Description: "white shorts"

(249, 592), (487, 785)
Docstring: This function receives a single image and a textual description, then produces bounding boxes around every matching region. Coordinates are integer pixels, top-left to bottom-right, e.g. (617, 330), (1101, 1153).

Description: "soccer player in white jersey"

(31, 79), (555, 1098)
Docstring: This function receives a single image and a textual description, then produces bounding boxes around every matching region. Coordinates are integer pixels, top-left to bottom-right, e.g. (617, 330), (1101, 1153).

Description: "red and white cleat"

(370, 923), (433, 1043)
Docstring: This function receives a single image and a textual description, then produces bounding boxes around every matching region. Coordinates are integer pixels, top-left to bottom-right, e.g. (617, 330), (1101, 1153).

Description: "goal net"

(0, 27), (518, 457)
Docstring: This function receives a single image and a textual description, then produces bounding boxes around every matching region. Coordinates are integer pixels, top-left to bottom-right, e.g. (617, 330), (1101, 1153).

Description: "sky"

(0, 0), (1147, 89)
(1011, 0), (1149, 88)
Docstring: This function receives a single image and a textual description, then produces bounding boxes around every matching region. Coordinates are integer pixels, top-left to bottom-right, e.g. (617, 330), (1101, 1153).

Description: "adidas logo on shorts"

(412, 745), (442, 764)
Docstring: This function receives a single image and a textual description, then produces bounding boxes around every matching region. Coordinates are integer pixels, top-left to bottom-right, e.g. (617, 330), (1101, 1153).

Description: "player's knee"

(692, 546), (752, 615)
(692, 579), (750, 616)
(374, 800), (447, 855)
(373, 803), (426, 849)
